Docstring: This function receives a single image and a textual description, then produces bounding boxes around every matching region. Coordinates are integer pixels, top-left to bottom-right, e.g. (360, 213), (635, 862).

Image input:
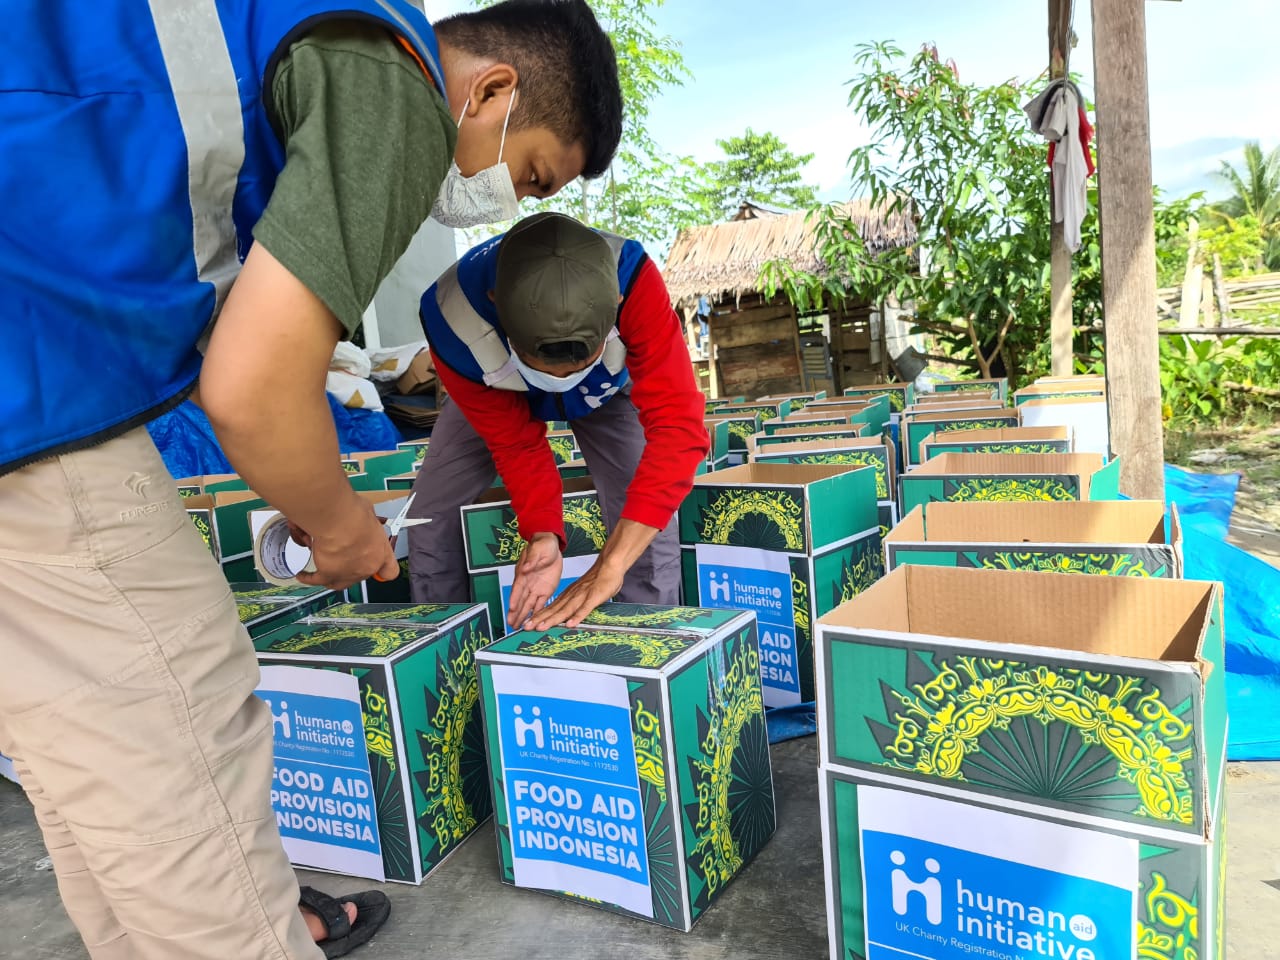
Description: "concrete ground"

(2, 738), (1277, 959)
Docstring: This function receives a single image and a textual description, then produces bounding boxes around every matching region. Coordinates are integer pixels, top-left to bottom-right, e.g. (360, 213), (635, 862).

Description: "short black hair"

(535, 340), (594, 363)
(435, 0), (623, 179)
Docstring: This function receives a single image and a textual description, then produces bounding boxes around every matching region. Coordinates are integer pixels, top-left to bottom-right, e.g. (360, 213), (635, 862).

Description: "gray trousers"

(407, 394), (681, 607)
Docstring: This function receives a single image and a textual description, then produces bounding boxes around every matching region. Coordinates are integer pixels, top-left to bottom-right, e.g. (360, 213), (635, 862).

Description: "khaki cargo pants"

(0, 428), (321, 959)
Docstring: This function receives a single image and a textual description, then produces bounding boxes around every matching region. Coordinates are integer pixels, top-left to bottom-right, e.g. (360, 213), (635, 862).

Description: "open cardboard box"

(704, 418), (731, 472)
(901, 407), (1021, 466)
(841, 382), (915, 415)
(803, 394), (892, 432)
(184, 488), (266, 581)
(885, 500), (1182, 577)
(764, 411), (867, 436)
(920, 424), (1072, 459)
(1020, 394), (1110, 456)
(750, 436), (898, 536)
(933, 376), (1009, 400)
(913, 390), (997, 404)
(680, 463), (882, 707)
(1015, 376), (1107, 405)
(816, 564), (1225, 835)
(899, 452), (1120, 514)
(705, 411), (765, 465)
(751, 423), (872, 452)
(758, 390), (827, 413)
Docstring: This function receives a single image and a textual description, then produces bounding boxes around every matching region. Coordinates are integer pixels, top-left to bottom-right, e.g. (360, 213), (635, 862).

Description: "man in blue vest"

(0, 3), (621, 958)
(411, 213), (709, 629)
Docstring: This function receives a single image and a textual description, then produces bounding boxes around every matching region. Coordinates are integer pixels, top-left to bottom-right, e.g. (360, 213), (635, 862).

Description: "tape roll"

(254, 512), (318, 587)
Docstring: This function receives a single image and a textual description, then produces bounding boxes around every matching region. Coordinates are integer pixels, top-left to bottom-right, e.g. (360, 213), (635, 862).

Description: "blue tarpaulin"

(147, 396), (403, 479)
(1164, 464), (1280, 761)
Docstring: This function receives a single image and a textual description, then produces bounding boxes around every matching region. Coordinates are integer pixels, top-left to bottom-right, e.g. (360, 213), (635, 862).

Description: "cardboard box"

(557, 459), (591, 480)
(705, 397), (746, 413)
(842, 382), (916, 415)
(818, 765), (1226, 960)
(254, 602), (495, 884)
(184, 489), (267, 582)
(546, 429), (580, 466)
(815, 565), (1226, 960)
(705, 419), (731, 472)
(395, 348), (437, 396)
(397, 440), (431, 467)
(757, 390), (827, 413)
(713, 400), (793, 421)
(934, 376), (1009, 400)
(679, 463), (882, 706)
(462, 477), (605, 632)
(899, 453), (1121, 515)
(901, 408), (1022, 467)
(920, 425), (1072, 459)
(705, 412), (765, 466)
(1021, 395), (1111, 456)
(750, 436), (899, 542)
(232, 581), (340, 638)
(475, 603), (776, 930)
(816, 566), (1225, 833)
(914, 389), (998, 403)
(904, 397), (1005, 415)
(1014, 376), (1107, 405)
(763, 412), (868, 436)
(806, 395), (893, 432)
(751, 424), (872, 452)
(884, 500), (1183, 577)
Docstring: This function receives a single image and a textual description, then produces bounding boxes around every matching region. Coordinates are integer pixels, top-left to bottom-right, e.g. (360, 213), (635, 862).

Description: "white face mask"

(431, 90), (521, 229)
(511, 352), (597, 393)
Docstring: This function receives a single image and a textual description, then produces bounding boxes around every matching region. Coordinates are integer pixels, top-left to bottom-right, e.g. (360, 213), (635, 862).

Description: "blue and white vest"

(0, 0), (443, 473)
(422, 231), (649, 422)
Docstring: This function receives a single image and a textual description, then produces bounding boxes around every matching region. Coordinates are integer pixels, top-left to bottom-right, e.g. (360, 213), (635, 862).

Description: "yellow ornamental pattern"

(690, 642), (763, 896)
(520, 630), (693, 668)
(979, 552), (1153, 577)
(948, 477), (1077, 502)
(792, 453), (888, 499)
(700, 489), (805, 550)
(362, 687), (396, 772)
(321, 603), (453, 621)
(268, 626), (421, 657)
(1136, 872), (1199, 960)
(421, 622), (488, 852)
(632, 700), (667, 803)
(883, 657), (1195, 824)
(792, 575), (810, 637)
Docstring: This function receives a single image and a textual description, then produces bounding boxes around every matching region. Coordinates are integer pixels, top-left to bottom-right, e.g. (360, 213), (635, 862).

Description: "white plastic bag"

(368, 341), (428, 382)
(326, 370), (383, 412)
(330, 341), (372, 380)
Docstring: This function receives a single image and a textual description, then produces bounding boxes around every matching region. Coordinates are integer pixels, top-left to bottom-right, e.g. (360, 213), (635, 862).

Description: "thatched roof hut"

(663, 200), (917, 308)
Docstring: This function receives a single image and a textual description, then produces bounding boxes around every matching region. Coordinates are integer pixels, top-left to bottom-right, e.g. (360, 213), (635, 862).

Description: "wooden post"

(788, 302), (805, 391)
(707, 317), (721, 399)
(1179, 218), (1202, 326)
(1048, 0), (1074, 376)
(1091, 0), (1165, 501)
(1212, 254), (1231, 325)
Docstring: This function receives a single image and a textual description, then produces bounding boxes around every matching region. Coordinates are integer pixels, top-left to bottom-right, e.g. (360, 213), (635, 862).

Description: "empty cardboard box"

(899, 453), (1121, 515)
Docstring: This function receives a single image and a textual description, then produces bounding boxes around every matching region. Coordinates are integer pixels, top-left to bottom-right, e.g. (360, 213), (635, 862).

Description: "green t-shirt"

(252, 22), (456, 336)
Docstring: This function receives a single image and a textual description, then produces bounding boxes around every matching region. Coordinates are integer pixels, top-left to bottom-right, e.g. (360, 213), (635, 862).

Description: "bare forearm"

(598, 518), (660, 578)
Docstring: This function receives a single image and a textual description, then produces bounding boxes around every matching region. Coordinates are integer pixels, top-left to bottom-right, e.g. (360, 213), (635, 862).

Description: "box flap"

(905, 408), (1019, 424)
(823, 565), (1216, 663)
(696, 462), (871, 486)
(916, 500), (1168, 544)
(909, 452), (1105, 478)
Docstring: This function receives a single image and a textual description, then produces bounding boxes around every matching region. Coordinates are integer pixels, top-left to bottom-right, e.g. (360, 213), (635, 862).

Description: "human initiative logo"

(890, 850), (943, 925)
(513, 704), (544, 748)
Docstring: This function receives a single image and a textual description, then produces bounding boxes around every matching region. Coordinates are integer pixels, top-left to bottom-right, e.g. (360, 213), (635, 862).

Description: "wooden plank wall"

(707, 295), (802, 399)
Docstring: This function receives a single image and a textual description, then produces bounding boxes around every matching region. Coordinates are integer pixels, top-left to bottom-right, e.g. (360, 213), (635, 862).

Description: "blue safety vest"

(422, 231), (649, 422)
(0, 0), (443, 474)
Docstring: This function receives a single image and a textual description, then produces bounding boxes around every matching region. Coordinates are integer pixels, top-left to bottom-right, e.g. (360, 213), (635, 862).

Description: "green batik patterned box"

(704, 419), (731, 473)
(818, 762), (1226, 960)
(546, 429), (580, 466)
(232, 582), (340, 638)
(920, 425), (1073, 459)
(679, 463), (882, 708)
(750, 437), (899, 545)
(705, 397), (745, 413)
(461, 477), (606, 633)
(751, 424), (872, 452)
(475, 603), (775, 930)
(704, 412), (764, 466)
(885, 501), (1182, 578)
(842, 382), (915, 418)
(757, 390), (827, 413)
(805, 395), (893, 433)
(934, 376), (1009, 400)
(901, 408), (1022, 467)
(815, 566), (1226, 838)
(899, 452), (1121, 516)
(762, 412), (868, 436)
(183, 490), (267, 581)
(397, 440), (431, 467)
(255, 602), (495, 884)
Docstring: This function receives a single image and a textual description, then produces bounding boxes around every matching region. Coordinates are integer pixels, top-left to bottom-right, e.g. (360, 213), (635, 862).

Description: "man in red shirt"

(409, 212), (707, 629)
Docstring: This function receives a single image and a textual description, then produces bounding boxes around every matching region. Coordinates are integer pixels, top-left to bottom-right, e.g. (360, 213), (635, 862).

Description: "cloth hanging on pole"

(1024, 79), (1095, 252)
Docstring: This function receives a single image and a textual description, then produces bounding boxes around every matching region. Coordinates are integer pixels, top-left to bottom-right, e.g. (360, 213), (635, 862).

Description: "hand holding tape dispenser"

(253, 493), (430, 587)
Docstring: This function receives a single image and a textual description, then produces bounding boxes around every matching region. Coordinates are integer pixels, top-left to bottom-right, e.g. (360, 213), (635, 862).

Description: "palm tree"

(1210, 142), (1280, 269)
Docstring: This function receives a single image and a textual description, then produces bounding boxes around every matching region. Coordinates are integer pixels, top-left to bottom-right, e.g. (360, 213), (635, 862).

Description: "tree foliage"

(1208, 141), (1280, 269)
(696, 128), (818, 217)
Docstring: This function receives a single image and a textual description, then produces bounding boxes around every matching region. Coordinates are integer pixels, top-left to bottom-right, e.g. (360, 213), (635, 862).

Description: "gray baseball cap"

(495, 212), (619, 362)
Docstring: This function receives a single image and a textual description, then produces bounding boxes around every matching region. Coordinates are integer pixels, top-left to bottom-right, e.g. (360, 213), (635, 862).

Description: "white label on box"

(497, 553), (596, 627)
(1022, 400), (1109, 456)
(855, 785), (1137, 960)
(490, 665), (653, 917)
(256, 667), (384, 882)
(694, 544), (800, 707)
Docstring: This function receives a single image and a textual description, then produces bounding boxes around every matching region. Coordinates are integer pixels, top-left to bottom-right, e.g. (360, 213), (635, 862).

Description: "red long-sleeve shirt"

(431, 258), (709, 546)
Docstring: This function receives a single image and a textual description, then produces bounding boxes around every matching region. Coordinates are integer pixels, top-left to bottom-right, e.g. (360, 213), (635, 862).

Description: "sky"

(424, 0), (1279, 207)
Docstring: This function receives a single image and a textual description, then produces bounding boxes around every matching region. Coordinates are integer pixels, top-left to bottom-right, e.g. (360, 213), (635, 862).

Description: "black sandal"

(298, 885), (391, 959)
